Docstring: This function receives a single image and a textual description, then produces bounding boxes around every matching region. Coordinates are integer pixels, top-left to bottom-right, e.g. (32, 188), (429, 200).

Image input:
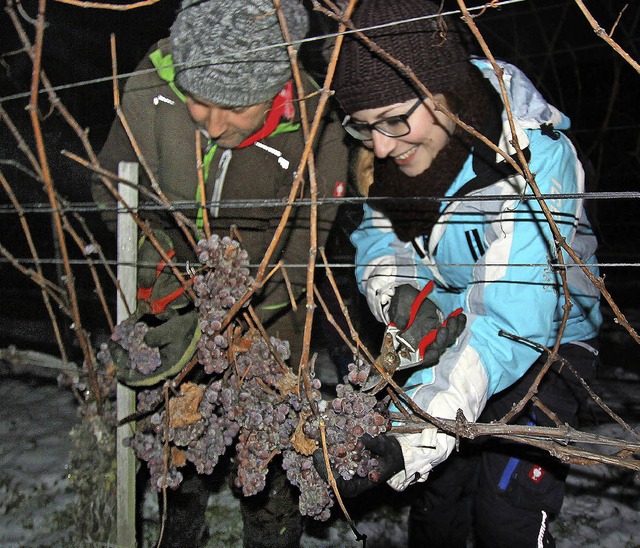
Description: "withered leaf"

(171, 446), (187, 468)
(291, 410), (316, 456)
(169, 382), (205, 428)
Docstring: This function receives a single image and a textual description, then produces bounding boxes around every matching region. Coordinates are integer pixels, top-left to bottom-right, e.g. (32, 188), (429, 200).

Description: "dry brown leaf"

(276, 370), (298, 397)
(169, 382), (205, 428)
(104, 362), (117, 380)
(171, 446), (187, 468)
(291, 410), (317, 456)
(233, 336), (252, 353)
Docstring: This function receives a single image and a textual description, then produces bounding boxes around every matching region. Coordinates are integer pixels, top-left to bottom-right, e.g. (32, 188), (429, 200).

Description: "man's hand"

(312, 433), (404, 498)
(113, 307), (201, 387)
(388, 283), (466, 366)
(111, 230), (201, 387)
(136, 230), (190, 316)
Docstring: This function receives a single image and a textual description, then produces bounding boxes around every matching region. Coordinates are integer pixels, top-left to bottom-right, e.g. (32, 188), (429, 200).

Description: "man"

(93, 0), (349, 545)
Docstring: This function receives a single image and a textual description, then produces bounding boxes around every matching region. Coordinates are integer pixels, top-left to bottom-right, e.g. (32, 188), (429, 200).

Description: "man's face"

(186, 95), (271, 149)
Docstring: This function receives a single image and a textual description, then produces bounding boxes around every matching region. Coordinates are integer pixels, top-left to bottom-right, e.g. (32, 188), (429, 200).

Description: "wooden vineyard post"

(116, 161), (139, 547)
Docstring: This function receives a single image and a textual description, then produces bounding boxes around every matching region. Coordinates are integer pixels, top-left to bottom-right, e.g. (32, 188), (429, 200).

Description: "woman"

(330, 1), (601, 546)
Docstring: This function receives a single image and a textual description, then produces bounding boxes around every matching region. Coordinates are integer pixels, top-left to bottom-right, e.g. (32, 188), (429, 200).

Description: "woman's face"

(350, 94), (456, 177)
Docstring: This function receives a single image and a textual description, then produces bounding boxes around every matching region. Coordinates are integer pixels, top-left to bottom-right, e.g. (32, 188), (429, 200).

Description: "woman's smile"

(393, 146), (419, 164)
(351, 95), (456, 176)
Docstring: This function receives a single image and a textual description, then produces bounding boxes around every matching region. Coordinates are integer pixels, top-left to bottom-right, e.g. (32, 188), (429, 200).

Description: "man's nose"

(370, 131), (396, 159)
(205, 106), (228, 139)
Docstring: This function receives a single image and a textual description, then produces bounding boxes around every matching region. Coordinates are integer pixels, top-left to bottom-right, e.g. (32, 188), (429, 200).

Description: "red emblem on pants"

(528, 465), (545, 484)
(333, 181), (346, 198)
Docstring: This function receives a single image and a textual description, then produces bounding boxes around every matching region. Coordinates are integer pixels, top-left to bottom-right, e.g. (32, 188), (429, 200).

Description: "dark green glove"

(389, 283), (466, 366)
(114, 307), (201, 387)
(136, 230), (190, 316)
(312, 433), (405, 498)
(111, 230), (201, 387)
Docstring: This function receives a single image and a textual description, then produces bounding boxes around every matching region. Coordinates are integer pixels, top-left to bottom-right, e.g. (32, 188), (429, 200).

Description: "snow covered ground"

(0, 367), (638, 547)
(0, 378), (77, 546)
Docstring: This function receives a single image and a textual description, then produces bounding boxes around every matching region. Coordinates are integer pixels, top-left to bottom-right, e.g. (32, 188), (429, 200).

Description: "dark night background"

(0, 0), (639, 369)
(0, 2), (639, 544)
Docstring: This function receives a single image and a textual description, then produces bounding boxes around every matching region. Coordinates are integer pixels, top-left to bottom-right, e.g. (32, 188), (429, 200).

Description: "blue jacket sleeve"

(351, 204), (437, 323)
(374, 131), (600, 491)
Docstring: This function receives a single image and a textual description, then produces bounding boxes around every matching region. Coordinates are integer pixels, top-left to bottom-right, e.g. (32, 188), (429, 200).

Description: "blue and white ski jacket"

(351, 59), (602, 491)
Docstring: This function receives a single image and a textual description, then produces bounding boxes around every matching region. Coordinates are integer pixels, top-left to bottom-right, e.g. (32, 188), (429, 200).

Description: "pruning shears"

(363, 282), (463, 393)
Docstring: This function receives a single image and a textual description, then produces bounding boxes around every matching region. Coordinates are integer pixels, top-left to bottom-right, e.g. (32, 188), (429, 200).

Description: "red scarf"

(235, 81), (295, 149)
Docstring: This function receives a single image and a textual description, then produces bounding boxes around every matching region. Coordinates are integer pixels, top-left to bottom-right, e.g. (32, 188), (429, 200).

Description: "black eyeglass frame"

(341, 97), (425, 141)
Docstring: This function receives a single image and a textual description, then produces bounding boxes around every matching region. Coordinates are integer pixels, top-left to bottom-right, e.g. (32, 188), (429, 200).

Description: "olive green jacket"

(94, 39), (349, 355)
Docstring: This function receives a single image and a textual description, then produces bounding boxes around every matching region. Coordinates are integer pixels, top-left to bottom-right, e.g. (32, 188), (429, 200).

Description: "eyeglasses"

(342, 98), (424, 141)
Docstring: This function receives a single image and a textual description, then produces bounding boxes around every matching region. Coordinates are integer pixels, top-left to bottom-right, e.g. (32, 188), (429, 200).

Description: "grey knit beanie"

(333, 0), (471, 114)
(170, 0), (309, 107)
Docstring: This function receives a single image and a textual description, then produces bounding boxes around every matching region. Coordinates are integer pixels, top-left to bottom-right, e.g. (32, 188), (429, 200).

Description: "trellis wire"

(2, 190), (640, 215)
(0, 0), (527, 104)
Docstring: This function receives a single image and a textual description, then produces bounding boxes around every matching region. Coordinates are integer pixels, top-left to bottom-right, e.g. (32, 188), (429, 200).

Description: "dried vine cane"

(319, 418), (367, 546)
(280, 266), (298, 312)
(319, 247), (369, 354)
(55, 0), (161, 9)
(255, 0), (358, 284)
(20, 0), (102, 411)
(499, 330), (640, 439)
(573, 0), (640, 74)
(245, 306), (290, 374)
(195, 130), (211, 240)
(157, 382), (171, 548)
(109, 34), (198, 253)
(0, 169), (69, 357)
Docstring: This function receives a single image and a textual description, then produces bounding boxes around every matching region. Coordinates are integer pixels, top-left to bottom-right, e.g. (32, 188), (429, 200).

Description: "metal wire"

(0, 0), (532, 104)
(1, 0), (637, 277)
(2, 190), (640, 215)
(2, 256), (639, 269)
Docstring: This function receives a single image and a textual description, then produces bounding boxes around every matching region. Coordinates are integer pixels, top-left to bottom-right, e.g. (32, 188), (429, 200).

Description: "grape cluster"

(193, 235), (254, 374)
(95, 342), (111, 369)
(136, 387), (163, 413)
(222, 334), (299, 496)
(304, 384), (390, 484)
(111, 316), (161, 375)
(347, 358), (371, 386)
(125, 432), (183, 490)
(119, 234), (394, 521)
(168, 416), (207, 447)
(282, 449), (333, 521)
(278, 375), (333, 521)
(186, 414), (237, 475)
(86, 342), (117, 399)
(185, 382), (238, 474)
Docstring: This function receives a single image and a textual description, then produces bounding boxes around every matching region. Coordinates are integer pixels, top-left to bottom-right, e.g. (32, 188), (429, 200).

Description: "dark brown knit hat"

(333, 0), (471, 113)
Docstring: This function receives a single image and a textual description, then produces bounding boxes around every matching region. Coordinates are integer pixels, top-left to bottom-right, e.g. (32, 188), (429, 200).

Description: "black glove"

(111, 231), (201, 387)
(312, 433), (405, 498)
(388, 283), (466, 366)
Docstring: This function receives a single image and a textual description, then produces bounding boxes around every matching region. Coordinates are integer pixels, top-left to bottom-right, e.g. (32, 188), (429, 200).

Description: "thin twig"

(319, 417), (366, 544)
(195, 130), (211, 239)
(573, 0), (640, 74)
(0, 168), (69, 359)
(280, 266), (298, 312)
(55, 0), (160, 9)
(499, 330), (639, 440)
(246, 305), (290, 374)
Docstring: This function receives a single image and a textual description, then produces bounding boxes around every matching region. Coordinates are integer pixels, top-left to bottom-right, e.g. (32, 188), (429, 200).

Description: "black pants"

(408, 339), (599, 548)
(159, 459), (302, 548)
